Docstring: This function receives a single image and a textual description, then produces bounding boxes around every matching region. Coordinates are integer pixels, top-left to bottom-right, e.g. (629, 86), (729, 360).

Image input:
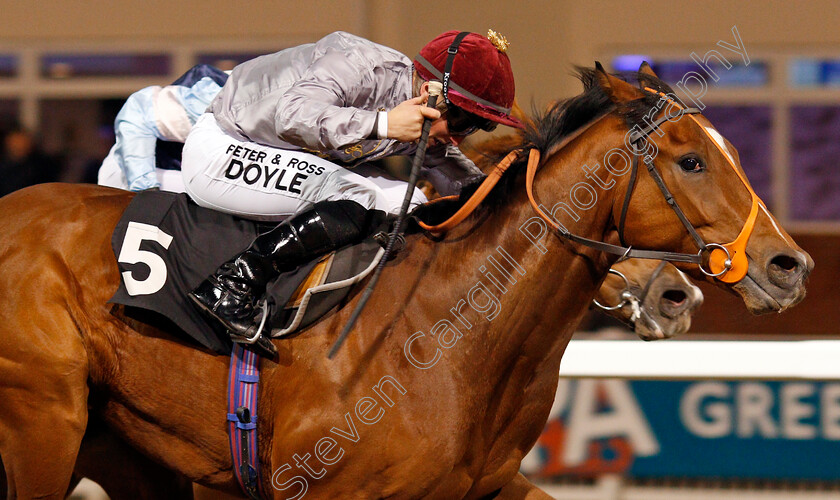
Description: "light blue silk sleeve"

(113, 87), (160, 191)
(179, 77), (223, 123)
(113, 78), (221, 191)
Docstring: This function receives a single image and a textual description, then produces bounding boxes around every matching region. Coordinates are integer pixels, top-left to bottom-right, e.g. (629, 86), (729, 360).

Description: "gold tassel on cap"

(487, 29), (510, 53)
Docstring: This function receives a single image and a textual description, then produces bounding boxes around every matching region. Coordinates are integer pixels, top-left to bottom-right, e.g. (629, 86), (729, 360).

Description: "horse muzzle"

(734, 249), (813, 314)
(636, 279), (704, 341)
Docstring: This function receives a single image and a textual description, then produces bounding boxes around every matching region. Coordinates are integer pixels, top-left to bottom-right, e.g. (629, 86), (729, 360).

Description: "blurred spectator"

(0, 125), (61, 197)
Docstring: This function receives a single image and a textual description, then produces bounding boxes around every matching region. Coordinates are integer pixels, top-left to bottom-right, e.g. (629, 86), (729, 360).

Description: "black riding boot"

(189, 200), (374, 338)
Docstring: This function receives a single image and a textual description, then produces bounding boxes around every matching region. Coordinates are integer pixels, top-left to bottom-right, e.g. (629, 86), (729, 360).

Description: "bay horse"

(0, 63), (811, 499)
(592, 259), (702, 340)
(462, 114), (704, 343)
(23, 257), (702, 500)
(28, 260), (704, 500)
(465, 119), (705, 341)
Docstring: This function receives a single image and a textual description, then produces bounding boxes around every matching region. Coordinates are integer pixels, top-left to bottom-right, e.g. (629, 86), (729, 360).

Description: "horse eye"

(678, 156), (704, 173)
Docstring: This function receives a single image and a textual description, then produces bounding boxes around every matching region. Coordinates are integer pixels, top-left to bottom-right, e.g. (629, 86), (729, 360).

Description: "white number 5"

(118, 221), (174, 296)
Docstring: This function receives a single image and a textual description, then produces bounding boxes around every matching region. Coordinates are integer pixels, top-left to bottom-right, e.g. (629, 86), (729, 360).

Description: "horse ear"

(639, 61), (658, 79)
(594, 61), (639, 103)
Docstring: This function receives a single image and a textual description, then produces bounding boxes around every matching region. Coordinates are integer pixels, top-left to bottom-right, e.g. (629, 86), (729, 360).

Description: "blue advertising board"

(521, 379), (840, 481)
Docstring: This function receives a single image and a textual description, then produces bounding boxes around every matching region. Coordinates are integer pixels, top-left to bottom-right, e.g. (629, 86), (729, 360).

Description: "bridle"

(418, 85), (762, 283)
(592, 268), (642, 323)
(591, 260), (668, 324)
(525, 88), (762, 283)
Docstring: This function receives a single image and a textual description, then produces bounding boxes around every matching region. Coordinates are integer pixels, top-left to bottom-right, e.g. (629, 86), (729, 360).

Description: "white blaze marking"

(704, 126), (789, 243)
(760, 202), (788, 242)
(704, 126), (737, 165)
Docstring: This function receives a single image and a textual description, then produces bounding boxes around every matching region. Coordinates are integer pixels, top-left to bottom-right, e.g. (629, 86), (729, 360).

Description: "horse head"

(525, 62), (812, 315)
(594, 260), (703, 340)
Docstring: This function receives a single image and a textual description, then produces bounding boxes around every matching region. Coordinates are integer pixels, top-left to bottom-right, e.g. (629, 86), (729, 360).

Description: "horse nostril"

(770, 254), (798, 272)
(661, 289), (687, 307)
(767, 252), (806, 288)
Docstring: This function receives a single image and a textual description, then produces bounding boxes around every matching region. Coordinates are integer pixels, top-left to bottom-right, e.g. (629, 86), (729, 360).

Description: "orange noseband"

(645, 89), (761, 283)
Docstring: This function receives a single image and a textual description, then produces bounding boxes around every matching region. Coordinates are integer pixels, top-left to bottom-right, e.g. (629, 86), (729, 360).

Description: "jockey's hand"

(387, 95), (441, 142)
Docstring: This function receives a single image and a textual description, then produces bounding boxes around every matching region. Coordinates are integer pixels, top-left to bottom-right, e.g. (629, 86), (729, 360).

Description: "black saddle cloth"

(109, 191), (383, 353)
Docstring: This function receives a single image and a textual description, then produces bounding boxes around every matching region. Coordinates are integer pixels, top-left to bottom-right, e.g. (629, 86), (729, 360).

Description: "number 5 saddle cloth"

(109, 190), (384, 354)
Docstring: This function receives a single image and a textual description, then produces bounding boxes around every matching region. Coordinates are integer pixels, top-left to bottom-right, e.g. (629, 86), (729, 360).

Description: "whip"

(328, 81), (443, 359)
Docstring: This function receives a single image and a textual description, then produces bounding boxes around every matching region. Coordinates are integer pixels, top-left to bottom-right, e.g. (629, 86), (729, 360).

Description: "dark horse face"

(597, 64), (812, 315)
(597, 259), (703, 340)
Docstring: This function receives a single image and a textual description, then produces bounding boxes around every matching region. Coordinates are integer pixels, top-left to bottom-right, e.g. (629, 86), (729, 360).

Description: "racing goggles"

(444, 105), (498, 136)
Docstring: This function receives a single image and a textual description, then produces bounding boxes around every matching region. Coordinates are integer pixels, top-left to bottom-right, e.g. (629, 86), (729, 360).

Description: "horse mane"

(523, 67), (682, 155)
(476, 67), (682, 207)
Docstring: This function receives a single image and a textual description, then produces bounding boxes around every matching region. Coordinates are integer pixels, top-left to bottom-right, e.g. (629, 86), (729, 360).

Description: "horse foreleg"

(0, 465), (79, 500)
(0, 308), (89, 498)
(75, 425), (194, 500)
(0, 383), (88, 499)
(488, 473), (554, 500)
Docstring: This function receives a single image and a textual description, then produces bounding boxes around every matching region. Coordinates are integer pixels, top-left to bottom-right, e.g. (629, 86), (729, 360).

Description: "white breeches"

(181, 114), (426, 221)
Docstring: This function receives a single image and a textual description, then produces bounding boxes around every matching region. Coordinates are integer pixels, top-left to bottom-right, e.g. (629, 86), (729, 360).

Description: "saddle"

(109, 190), (385, 353)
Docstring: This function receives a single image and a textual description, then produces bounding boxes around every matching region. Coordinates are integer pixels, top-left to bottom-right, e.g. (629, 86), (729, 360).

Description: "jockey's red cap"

(414, 30), (523, 129)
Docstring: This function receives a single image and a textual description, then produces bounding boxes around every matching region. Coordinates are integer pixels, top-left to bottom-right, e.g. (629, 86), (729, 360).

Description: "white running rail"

(559, 340), (840, 381)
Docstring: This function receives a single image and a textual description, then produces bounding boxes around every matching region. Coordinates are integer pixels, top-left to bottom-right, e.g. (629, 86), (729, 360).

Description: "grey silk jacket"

(209, 31), (482, 196)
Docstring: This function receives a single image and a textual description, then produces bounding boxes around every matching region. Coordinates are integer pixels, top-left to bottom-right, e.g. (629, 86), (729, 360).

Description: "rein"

(417, 150), (519, 232)
(640, 88), (761, 283)
(638, 260), (669, 305)
(420, 89), (764, 283)
(417, 112), (612, 233)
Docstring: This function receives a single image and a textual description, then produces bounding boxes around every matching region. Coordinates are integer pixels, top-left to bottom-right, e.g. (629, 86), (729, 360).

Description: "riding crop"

(328, 81), (443, 359)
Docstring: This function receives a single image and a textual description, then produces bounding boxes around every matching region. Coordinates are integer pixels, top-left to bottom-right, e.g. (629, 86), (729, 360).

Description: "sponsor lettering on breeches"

(224, 144), (326, 194)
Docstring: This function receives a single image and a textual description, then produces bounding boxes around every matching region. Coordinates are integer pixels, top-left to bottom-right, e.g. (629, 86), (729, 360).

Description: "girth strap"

(227, 344), (265, 499)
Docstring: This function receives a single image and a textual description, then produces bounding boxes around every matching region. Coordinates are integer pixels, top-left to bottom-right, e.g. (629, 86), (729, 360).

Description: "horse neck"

(424, 118), (624, 377)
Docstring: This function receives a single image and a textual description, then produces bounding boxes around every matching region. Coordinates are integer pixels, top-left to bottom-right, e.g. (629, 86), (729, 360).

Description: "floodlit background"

(3, 1), (840, 498)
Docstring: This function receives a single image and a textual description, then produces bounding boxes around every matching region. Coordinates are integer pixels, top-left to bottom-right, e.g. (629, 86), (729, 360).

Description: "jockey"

(184, 30), (522, 339)
(97, 64), (229, 192)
